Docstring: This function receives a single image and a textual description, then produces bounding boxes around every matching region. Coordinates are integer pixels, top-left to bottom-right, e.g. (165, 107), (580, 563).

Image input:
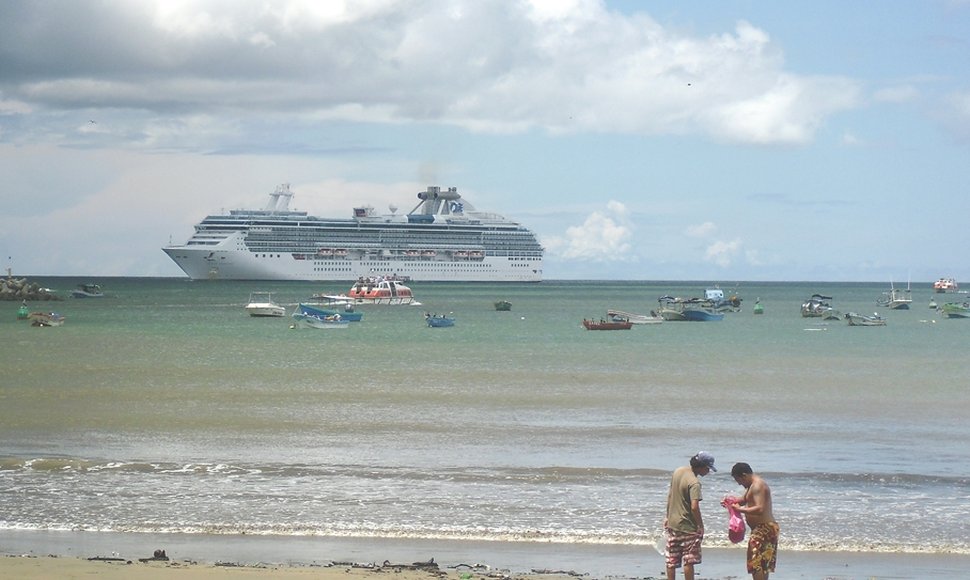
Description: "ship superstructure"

(163, 184), (544, 282)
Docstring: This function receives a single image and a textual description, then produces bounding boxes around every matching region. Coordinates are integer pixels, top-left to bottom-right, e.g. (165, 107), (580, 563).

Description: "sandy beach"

(0, 555), (525, 580)
(3, 532), (970, 580)
(4, 550), (970, 580)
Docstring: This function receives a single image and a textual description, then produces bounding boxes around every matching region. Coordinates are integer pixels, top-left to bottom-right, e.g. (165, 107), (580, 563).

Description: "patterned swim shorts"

(747, 522), (780, 574)
(665, 529), (703, 568)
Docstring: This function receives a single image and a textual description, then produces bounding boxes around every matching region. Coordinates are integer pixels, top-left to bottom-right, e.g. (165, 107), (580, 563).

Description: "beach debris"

(451, 563), (492, 571)
(138, 549), (169, 562)
(87, 555), (129, 563)
(381, 557), (439, 571)
(530, 570), (587, 577)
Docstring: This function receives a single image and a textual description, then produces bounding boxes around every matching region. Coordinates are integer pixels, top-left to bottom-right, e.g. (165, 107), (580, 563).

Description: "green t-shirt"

(666, 465), (703, 533)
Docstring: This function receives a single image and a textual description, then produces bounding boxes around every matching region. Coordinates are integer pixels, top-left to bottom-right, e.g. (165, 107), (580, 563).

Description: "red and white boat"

(346, 276), (415, 305)
(933, 278), (959, 293)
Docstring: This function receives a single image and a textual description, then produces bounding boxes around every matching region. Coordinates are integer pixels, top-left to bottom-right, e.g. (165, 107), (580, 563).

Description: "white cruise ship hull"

(163, 245), (542, 282)
(162, 185), (544, 282)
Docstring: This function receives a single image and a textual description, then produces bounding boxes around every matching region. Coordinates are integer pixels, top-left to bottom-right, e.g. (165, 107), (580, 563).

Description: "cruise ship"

(162, 184), (544, 282)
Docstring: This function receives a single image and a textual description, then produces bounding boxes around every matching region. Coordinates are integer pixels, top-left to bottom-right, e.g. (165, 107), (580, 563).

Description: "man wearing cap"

(663, 452), (716, 580)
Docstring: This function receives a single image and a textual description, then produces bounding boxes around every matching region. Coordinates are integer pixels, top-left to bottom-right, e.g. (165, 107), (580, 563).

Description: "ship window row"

(247, 231), (535, 244)
(313, 266), (353, 272)
(249, 229), (533, 244)
(247, 243), (541, 254)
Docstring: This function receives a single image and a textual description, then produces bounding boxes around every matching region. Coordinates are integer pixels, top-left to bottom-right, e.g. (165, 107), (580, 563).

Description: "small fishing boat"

(876, 281), (912, 310)
(607, 309), (662, 324)
(939, 302), (970, 319)
(655, 296), (688, 321)
(70, 283), (103, 298)
(801, 294), (839, 318)
(29, 311), (66, 327)
(291, 312), (350, 329)
(426, 313), (455, 327)
(494, 300), (512, 311)
(297, 301), (363, 322)
(656, 295), (724, 321)
(844, 312), (887, 326)
(582, 318), (633, 330)
(705, 286), (742, 312)
(244, 292), (286, 317)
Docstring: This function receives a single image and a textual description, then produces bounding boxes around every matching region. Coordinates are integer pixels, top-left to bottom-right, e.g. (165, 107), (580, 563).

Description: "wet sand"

(2, 531), (970, 579)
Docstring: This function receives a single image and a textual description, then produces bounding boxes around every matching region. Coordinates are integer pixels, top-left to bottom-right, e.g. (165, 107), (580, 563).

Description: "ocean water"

(2, 278), (969, 563)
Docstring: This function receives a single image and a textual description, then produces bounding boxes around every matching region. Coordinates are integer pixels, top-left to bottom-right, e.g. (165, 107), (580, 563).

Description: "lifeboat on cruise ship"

(347, 276), (415, 305)
(316, 248), (333, 256)
(333, 248), (348, 256)
(421, 250), (437, 257)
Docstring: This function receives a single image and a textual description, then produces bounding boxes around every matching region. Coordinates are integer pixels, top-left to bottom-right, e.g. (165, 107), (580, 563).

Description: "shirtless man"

(731, 463), (779, 580)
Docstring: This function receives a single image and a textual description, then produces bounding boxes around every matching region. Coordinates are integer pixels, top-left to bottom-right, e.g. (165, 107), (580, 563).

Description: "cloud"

(0, 1), (861, 150)
(683, 221), (744, 268)
(544, 200), (633, 261)
(685, 221), (717, 238)
(705, 238), (743, 268)
(873, 85), (919, 104)
(704, 73), (860, 145)
(939, 90), (970, 142)
(841, 132), (864, 146)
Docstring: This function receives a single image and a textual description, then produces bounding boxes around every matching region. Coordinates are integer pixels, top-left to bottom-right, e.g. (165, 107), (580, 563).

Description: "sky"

(1, 0), (969, 282)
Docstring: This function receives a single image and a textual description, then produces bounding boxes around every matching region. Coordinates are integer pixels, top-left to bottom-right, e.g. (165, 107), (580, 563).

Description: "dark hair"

(731, 462), (753, 477)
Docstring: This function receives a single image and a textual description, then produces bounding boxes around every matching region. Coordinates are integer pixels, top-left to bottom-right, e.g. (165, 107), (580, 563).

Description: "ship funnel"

(265, 183), (293, 211)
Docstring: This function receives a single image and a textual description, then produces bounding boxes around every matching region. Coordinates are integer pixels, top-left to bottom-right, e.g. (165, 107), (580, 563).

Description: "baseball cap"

(694, 451), (717, 471)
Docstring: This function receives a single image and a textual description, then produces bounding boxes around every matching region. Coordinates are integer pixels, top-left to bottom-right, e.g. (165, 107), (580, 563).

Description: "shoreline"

(2, 531), (970, 579)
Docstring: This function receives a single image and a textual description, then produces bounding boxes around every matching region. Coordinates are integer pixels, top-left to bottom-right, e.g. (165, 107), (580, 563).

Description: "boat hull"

(940, 303), (970, 318)
(245, 306), (286, 317)
(656, 307), (687, 322)
(163, 245), (542, 282)
(298, 303), (363, 322)
(291, 313), (350, 328)
(877, 287), (912, 310)
(607, 309), (663, 324)
(582, 319), (633, 330)
(845, 312), (887, 326)
(29, 312), (66, 327)
(682, 309), (724, 322)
